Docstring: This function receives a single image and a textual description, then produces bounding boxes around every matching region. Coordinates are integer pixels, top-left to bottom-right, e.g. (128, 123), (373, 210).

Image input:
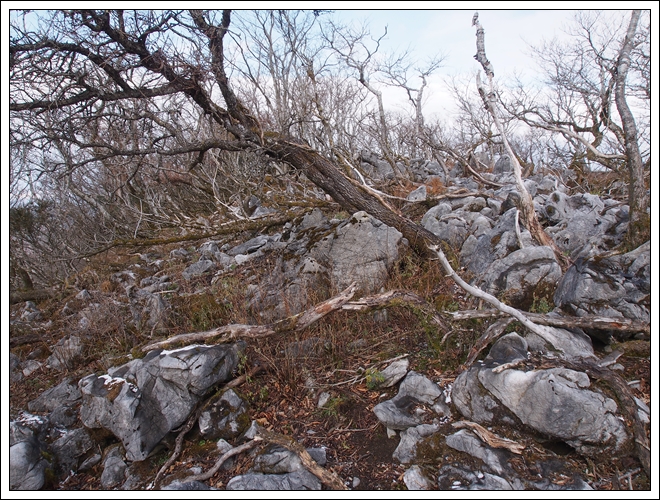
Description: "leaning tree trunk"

(614, 10), (649, 249)
(473, 14), (569, 269)
(265, 136), (443, 255)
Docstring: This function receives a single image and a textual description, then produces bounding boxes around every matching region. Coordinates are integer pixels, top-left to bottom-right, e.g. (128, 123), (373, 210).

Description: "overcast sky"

(328, 6), (649, 119)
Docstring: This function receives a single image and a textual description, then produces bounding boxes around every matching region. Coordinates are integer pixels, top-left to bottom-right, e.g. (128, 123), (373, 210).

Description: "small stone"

(317, 392), (331, 408)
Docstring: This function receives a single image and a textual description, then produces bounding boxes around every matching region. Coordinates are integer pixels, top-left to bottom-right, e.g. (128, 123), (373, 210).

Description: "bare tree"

(10, 9), (449, 289)
(323, 20), (401, 174)
(503, 10), (650, 248)
(613, 10), (649, 248)
(379, 53), (445, 159)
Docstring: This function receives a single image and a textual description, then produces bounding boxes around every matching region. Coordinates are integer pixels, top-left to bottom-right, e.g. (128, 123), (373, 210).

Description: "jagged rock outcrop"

(554, 241), (650, 342)
(79, 342), (245, 461)
(246, 210), (404, 322)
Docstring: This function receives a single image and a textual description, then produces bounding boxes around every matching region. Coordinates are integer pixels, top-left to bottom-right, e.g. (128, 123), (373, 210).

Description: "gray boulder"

(452, 334), (629, 456)
(162, 480), (212, 490)
(10, 352), (23, 383)
(10, 437), (50, 490)
(10, 413), (50, 446)
(372, 399), (422, 431)
(398, 371), (443, 404)
(169, 247), (190, 260)
(50, 427), (95, 474)
(323, 211), (403, 293)
(423, 213), (470, 249)
(373, 371), (444, 431)
(543, 192), (626, 254)
(198, 389), (250, 441)
(393, 423), (441, 464)
(461, 208), (534, 275)
(125, 284), (171, 330)
(21, 301), (43, 322)
(252, 445), (305, 474)
(79, 342), (244, 461)
(226, 235), (270, 256)
(493, 155), (513, 174)
(377, 358), (409, 388)
(100, 445), (127, 489)
(460, 208), (562, 308)
(477, 245), (562, 307)
(46, 335), (82, 370)
(437, 464), (516, 491)
(182, 258), (216, 280)
(403, 465), (432, 490)
(360, 150), (395, 181)
(226, 470), (321, 490)
(247, 211), (402, 322)
(407, 185), (427, 202)
(445, 429), (512, 476)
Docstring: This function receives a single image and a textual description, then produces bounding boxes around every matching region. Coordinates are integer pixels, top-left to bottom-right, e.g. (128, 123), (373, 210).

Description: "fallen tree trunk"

(9, 333), (43, 348)
(10, 289), (57, 305)
(342, 289), (448, 331)
(266, 137), (444, 257)
(142, 283), (451, 354)
(449, 309), (650, 336)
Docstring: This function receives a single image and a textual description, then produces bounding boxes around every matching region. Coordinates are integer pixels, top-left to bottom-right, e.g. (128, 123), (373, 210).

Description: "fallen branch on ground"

(143, 282), (450, 353)
(452, 420), (525, 454)
(9, 333), (43, 348)
(10, 289), (58, 305)
(142, 282), (359, 352)
(449, 309), (650, 336)
(430, 245), (573, 356)
(79, 208), (310, 259)
(342, 289), (448, 330)
(255, 426), (348, 490)
(182, 439), (262, 484)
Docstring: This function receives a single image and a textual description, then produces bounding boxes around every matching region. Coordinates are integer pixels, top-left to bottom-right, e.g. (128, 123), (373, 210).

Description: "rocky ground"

(8, 161), (652, 492)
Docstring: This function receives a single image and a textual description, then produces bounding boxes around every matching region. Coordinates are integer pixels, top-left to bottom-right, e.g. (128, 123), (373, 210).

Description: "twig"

(151, 363), (264, 489)
(491, 358), (526, 374)
(619, 468), (641, 491)
(152, 401), (205, 489)
(324, 354), (409, 387)
(462, 317), (514, 367)
(182, 439), (262, 483)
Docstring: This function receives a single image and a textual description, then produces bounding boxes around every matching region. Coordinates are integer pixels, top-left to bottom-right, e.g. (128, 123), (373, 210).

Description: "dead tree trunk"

(472, 14), (569, 269)
(614, 10), (649, 249)
(265, 137), (444, 255)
